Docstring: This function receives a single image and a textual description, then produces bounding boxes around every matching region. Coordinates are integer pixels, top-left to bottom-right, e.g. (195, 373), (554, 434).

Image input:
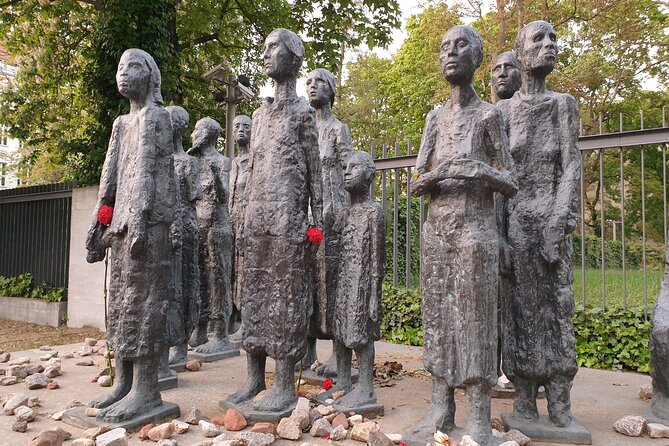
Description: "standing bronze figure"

(229, 114), (252, 345)
(406, 26), (517, 446)
(498, 21), (589, 444)
(332, 151), (385, 415)
(225, 28), (323, 415)
(188, 117), (238, 360)
(299, 68), (353, 377)
(84, 49), (178, 423)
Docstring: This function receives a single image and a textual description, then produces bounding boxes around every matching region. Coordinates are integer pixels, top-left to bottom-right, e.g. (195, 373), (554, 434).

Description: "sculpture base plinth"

(61, 402), (181, 432)
(404, 427), (506, 446)
(189, 346), (240, 363)
(169, 360), (188, 373)
(501, 413), (592, 444)
(296, 368), (358, 386)
(158, 372), (178, 391)
(219, 398), (295, 423)
(333, 401), (384, 418)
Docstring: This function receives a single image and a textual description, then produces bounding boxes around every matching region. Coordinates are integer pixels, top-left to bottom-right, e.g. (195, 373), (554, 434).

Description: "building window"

(0, 163), (6, 187)
(0, 127), (7, 146)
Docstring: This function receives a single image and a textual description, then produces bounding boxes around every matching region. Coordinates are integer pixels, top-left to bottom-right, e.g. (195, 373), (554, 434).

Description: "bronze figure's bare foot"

(253, 387), (296, 412)
(98, 392), (162, 423)
(227, 381), (266, 405)
(194, 338), (233, 354)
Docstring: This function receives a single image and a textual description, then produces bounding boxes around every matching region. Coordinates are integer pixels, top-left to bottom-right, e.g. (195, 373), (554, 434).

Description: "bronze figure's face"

(439, 26), (483, 84)
(263, 29), (303, 81)
(306, 69), (334, 109)
(233, 116), (251, 146)
(492, 51), (521, 100)
(517, 21), (558, 77)
(116, 50), (151, 100)
(344, 152), (375, 193)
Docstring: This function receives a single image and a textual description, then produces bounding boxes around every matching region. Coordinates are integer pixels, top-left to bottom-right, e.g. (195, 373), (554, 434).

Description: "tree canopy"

(0, 0), (401, 185)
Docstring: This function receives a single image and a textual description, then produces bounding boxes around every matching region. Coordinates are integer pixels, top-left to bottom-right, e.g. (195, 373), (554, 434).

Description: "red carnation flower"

(97, 205), (114, 227)
(322, 377), (333, 390)
(399, 443), (407, 446)
(323, 434), (331, 440)
(307, 227), (324, 245)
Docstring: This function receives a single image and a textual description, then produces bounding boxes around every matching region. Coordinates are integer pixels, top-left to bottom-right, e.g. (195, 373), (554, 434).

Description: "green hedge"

(381, 284), (652, 373)
(0, 273), (67, 303)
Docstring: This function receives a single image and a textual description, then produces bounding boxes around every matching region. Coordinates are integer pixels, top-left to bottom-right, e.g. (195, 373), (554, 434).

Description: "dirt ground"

(0, 319), (105, 352)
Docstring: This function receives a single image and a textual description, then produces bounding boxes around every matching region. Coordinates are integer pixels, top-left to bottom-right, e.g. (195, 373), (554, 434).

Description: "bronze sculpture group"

(80, 19), (598, 446)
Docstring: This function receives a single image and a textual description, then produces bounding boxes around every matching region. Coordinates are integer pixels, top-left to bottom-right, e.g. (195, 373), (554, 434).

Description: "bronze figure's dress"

(241, 97), (322, 361)
(229, 152), (250, 312)
(99, 108), (175, 359)
(498, 93), (580, 385)
(313, 119), (352, 337)
(417, 103), (512, 388)
(196, 152), (233, 327)
(167, 152), (201, 346)
(334, 201), (385, 349)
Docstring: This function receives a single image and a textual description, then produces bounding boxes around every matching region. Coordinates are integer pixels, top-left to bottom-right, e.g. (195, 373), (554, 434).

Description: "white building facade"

(0, 47), (20, 190)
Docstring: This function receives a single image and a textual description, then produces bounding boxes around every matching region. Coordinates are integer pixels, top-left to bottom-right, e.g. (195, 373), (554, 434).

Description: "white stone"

(460, 435), (480, 446)
(199, 420), (222, 437)
(499, 442), (520, 446)
(503, 429), (530, 446)
(52, 410), (66, 420)
(25, 372), (49, 389)
(95, 427), (128, 446)
(647, 422), (669, 438)
(329, 425), (346, 441)
(613, 415), (646, 437)
(348, 414), (363, 425)
(14, 405), (35, 422)
(171, 419), (190, 434)
(98, 375), (113, 387)
(157, 440), (179, 446)
(3, 393), (28, 415)
(386, 434), (402, 443)
(277, 417), (301, 440)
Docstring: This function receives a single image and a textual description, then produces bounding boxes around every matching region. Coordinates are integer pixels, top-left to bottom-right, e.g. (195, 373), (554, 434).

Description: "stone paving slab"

(0, 339), (661, 446)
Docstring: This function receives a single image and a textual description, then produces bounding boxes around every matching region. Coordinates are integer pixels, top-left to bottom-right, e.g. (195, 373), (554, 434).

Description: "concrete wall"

(0, 296), (67, 327)
(66, 186), (107, 330)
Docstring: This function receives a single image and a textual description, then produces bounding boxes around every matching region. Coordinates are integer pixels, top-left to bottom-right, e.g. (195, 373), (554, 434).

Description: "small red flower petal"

(322, 377), (333, 390)
(306, 227), (324, 244)
(97, 205), (114, 227)
(323, 434), (331, 440)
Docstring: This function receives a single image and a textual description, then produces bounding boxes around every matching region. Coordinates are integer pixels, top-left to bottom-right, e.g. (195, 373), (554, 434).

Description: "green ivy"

(380, 283), (422, 345)
(573, 306), (650, 373)
(0, 273), (67, 303)
(381, 284), (652, 373)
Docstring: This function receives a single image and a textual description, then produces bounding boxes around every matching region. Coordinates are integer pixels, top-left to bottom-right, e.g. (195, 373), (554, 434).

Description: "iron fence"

(371, 109), (669, 313)
(0, 182), (74, 288)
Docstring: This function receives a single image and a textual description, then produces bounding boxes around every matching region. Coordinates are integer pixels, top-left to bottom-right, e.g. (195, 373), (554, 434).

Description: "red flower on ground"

(322, 377), (333, 390)
(306, 227), (324, 244)
(323, 434), (331, 440)
(399, 442), (407, 446)
(97, 205), (114, 227)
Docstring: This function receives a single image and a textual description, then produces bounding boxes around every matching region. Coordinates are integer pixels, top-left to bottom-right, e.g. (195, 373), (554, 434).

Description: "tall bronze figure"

(332, 151), (385, 416)
(229, 114), (252, 344)
(405, 26), (517, 446)
(83, 49), (179, 424)
(300, 68), (353, 377)
(498, 21), (589, 444)
(188, 117), (238, 361)
(166, 105), (202, 368)
(224, 28), (323, 417)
